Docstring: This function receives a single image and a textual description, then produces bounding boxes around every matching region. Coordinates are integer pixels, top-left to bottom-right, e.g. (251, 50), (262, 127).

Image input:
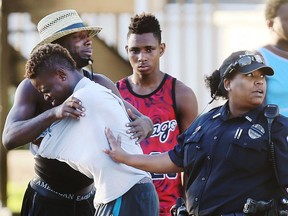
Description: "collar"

(213, 102), (264, 123)
(73, 77), (90, 92)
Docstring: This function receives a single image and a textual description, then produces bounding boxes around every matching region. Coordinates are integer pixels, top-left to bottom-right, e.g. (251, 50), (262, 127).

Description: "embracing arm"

(175, 80), (198, 132)
(175, 80), (198, 197)
(2, 80), (54, 149)
(93, 74), (153, 141)
(104, 128), (182, 174)
(2, 79), (85, 150)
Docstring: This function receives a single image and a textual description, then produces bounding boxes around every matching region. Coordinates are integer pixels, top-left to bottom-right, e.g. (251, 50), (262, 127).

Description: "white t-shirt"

(35, 77), (150, 205)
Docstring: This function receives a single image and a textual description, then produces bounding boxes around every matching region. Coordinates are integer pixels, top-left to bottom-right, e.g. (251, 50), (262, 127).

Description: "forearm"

(3, 109), (57, 150)
(124, 152), (182, 174)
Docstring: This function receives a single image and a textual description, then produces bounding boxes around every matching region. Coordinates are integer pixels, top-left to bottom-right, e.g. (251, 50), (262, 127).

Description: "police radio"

(263, 104), (279, 181)
(264, 104), (279, 168)
(264, 104), (279, 134)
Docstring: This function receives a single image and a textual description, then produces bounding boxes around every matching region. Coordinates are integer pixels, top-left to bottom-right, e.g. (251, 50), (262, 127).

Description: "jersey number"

(150, 152), (178, 180)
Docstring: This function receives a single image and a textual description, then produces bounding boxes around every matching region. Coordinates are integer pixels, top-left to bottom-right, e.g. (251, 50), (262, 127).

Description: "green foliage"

(7, 182), (26, 213)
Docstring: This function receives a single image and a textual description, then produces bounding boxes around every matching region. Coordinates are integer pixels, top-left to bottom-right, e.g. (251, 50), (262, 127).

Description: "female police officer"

(104, 50), (288, 216)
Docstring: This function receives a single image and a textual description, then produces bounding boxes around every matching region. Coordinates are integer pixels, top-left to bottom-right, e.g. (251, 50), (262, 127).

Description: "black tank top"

(34, 156), (93, 193)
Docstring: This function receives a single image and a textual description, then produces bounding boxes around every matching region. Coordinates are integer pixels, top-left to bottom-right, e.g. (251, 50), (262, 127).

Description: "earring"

(227, 87), (230, 91)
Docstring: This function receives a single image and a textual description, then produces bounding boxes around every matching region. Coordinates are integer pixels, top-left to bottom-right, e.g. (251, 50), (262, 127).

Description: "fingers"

(71, 96), (81, 103)
(104, 128), (124, 163)
(105, 127), (116, 147)
(135, 133), (145, 143)
(103, 148), (111, 155)
(127, 109), (138, 121)
(63, 108), (85, 119)
(66, 112), (83, 119)
(105, 128), (122, 147)
(67, 108), (85, 119)
(126, 128), (142, 143)
(117, 134), (121, 146)
(54, 96), (87, 120)
(69, 96), (85, 112)
(64, 96), (85, 119)
(126, 124), (140, 135)
(126, 115), (153, 144)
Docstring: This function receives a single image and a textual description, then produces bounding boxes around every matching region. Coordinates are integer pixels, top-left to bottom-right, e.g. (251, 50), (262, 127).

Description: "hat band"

(56, 22), (85, 33)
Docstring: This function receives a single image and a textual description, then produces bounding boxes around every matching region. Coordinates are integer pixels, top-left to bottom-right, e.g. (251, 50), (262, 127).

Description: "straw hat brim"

(36, 26), (102, 47)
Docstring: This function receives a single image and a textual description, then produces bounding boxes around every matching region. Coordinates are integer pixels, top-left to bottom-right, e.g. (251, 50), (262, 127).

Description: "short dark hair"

(25, 43), (76, 79)
(265, 0), (288, 20)
(127, 12), (162, 43)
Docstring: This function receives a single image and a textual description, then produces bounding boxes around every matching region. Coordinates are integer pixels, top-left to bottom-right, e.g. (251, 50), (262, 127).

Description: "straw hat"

(36, 9), (102, 46)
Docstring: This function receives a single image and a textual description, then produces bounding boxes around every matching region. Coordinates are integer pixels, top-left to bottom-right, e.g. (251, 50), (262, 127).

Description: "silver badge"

(248, 124), (265, 139)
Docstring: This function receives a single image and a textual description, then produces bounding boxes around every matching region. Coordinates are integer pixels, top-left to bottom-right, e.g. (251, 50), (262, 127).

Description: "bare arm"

(175, 80), (198, 132)
(2, 79), (85, 150)
(104, 128), (182, 174)
(175, 80), (198, 198)
(93, 74), (153, 141)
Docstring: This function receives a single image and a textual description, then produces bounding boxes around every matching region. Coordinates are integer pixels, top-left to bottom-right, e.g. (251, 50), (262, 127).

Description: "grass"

(6, 149), (34, 214)
(7, 182), (26, 213)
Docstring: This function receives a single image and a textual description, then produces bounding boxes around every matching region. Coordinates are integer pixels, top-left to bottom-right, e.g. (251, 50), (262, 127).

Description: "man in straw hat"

(2, 9), (153, 216)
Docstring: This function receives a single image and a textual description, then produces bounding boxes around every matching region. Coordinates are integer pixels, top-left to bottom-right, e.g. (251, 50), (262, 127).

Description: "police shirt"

(169, 102), (288, 215)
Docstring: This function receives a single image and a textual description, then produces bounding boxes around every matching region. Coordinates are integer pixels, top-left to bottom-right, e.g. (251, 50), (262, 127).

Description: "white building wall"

(7, 1), (270, 112)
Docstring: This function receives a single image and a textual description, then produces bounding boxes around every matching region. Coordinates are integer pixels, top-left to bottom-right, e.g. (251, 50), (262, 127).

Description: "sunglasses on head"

(222, 54), (264, 78)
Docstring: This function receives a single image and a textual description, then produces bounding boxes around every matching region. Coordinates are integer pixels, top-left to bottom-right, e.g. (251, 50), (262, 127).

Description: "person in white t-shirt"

(24, 43), (159, 216)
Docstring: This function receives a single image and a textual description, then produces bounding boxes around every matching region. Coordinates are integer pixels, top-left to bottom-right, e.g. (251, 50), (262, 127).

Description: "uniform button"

(207, 155), (211, 160)
(195, 197), (198, 201)
(201, 177), (205, 181)
(214, 136), (217, 140)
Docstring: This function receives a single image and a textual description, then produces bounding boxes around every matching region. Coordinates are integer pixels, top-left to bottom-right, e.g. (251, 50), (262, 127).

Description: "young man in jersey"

(116, 13), (198, 215)
(2, 10), (153, 216)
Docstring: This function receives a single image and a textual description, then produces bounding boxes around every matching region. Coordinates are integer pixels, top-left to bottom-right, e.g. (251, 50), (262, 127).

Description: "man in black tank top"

(2, 10), (153, 216)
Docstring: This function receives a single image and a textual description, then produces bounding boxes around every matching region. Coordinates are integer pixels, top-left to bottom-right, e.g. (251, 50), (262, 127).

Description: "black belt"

(191, 212), (244, 216)
(221, 213), (244, 216)
(30, 177), (95, 201)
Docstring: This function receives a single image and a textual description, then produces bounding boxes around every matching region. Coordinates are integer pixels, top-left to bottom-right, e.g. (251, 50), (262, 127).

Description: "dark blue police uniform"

(169, 103), (288, 216)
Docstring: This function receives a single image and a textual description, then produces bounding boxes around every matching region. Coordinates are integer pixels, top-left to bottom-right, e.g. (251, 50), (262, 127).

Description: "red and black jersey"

(117, 73), (183, 215)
